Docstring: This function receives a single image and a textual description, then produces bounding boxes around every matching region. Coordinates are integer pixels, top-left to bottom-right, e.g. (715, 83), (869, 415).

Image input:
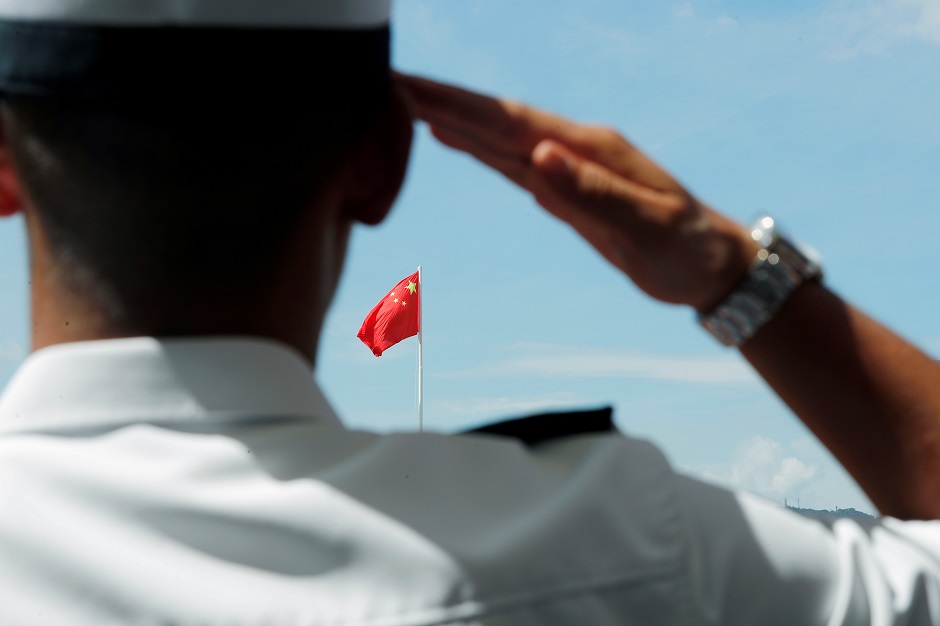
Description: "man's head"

(0, 1), (413, 360)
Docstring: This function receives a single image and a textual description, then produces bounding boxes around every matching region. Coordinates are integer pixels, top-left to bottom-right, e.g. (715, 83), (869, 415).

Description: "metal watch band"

(698, 216), (823, 347)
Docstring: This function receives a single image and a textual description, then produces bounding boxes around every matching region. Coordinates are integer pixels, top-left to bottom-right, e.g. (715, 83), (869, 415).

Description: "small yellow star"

(406, 281), (417, 295)
(394, 298), (399, 303)
(402, 301), (407, 307)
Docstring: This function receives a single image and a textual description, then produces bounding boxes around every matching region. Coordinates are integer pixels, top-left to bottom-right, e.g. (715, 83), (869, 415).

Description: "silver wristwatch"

(698, 216), (823, 347)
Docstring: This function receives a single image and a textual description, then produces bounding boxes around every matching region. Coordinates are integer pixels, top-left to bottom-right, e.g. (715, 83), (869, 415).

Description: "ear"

(0, 116), (24, 217)
(341, 82), (415, 226)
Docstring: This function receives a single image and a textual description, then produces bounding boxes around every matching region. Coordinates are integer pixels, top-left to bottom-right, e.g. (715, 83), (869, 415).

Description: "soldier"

(1, 1), (940, 624)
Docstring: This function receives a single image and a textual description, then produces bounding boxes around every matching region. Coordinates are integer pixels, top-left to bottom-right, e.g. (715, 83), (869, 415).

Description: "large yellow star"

(406, 281), (417, 295)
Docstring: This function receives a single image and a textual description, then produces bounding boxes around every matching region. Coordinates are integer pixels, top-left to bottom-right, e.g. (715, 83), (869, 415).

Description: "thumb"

(531, 140), (614, 200)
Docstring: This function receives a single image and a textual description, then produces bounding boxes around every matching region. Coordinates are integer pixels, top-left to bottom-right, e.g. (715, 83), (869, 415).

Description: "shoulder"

(336, 406), (686, 565)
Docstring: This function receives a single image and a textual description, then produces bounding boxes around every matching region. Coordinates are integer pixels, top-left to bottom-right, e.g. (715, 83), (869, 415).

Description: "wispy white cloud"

(820, 0), (940, 60)
(908, 0), (940, 41)
(669, 0), (940, 60)
(439, 342), (759, 385)
(715, 15), (739, 30)
(573, 18), (642, 62)
(672, 2), (695, 20)
(669, 4), (737, 32)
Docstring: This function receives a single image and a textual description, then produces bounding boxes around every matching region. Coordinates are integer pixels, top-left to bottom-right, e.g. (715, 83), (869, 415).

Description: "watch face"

(751, 216), (777, 248)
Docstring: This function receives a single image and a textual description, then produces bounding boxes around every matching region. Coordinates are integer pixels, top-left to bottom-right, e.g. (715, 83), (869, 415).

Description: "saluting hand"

(397, 73), (759, 313)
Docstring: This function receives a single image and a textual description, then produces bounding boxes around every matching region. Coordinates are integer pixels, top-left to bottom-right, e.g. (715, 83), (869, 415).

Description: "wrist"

(697, 216), (824, 347)
(690, 213), (761, 315)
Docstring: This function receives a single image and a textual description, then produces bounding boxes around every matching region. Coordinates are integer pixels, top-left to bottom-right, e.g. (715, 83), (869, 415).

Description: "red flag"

(357, 271), (420, 357)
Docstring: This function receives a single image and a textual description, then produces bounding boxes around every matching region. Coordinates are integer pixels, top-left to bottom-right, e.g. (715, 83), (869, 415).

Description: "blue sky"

(3, 0), (940, 513)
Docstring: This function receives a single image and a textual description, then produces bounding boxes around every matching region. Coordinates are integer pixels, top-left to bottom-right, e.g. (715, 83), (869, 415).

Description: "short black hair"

(3, 87), (388, 332)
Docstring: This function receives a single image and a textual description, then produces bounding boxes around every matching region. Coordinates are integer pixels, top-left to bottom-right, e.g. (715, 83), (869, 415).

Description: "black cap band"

(0, 20), (390, 107)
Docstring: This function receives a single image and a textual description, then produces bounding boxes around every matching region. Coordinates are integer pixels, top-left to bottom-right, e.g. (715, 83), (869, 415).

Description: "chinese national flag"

(357, 272), (420, 357)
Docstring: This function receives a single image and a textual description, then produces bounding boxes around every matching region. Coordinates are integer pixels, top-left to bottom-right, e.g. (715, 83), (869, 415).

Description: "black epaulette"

(464, 406), (616, 447)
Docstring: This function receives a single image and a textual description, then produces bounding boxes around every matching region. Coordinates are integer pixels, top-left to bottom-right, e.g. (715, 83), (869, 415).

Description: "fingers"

(397, 73), (684, 194)
(401, 74), (612, 168)
(400, 74), (564, 154)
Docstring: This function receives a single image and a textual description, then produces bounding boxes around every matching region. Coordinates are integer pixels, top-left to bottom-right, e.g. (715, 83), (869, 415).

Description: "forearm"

(741, 280), (940, 519)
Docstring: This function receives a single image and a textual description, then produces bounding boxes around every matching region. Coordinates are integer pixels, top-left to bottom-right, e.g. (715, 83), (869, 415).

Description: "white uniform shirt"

(1, 337), (939, 625)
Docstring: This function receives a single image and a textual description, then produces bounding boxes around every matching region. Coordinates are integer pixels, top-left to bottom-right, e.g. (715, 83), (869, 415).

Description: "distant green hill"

(787, 506), (876, 521)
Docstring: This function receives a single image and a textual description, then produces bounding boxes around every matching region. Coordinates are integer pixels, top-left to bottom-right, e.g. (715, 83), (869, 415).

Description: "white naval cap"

(0, 0), (392, 104)
(0, 0), (390, 28)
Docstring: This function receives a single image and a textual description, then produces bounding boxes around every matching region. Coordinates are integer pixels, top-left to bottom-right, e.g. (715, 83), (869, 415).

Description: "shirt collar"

(0, 336), (342, 435)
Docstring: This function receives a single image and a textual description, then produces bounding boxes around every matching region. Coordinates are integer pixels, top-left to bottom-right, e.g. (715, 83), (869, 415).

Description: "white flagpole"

(417, 265), (424, 432)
